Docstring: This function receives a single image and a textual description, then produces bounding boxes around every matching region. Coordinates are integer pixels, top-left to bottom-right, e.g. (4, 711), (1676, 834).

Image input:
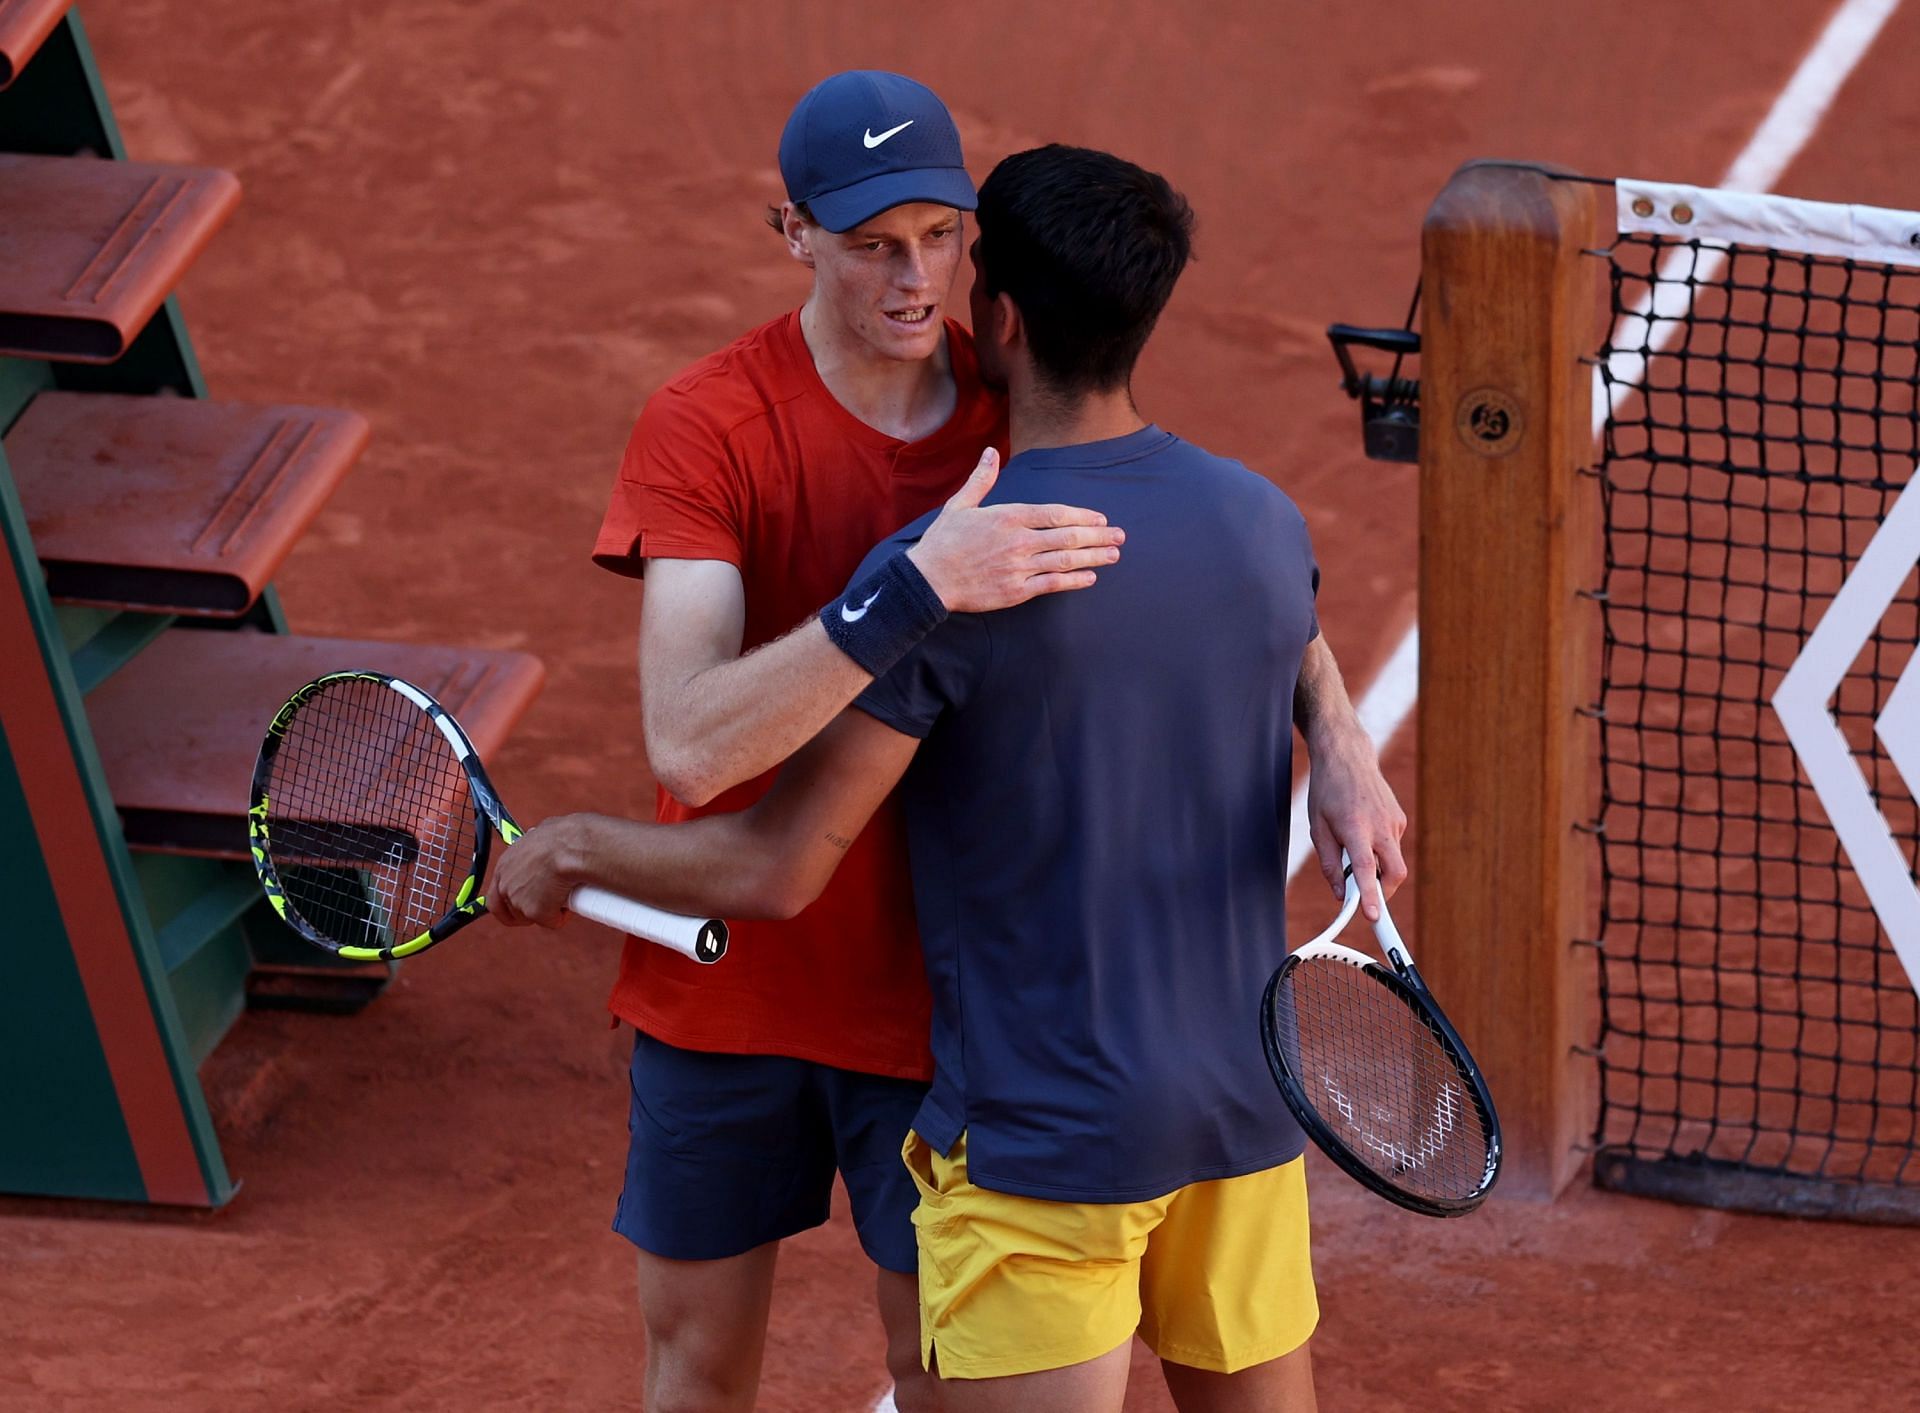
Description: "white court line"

(868, 4), (1902, 1406)
(1721, 0), (1903, 196)
(1601, 0), (1902, 427)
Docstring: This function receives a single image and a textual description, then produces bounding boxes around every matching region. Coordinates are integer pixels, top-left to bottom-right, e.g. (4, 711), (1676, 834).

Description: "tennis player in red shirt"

(588, 72), (1125, 1412)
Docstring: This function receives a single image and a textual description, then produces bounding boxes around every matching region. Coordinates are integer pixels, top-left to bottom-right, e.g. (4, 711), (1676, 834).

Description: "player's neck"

(1009, 383), (1145, 457)
(800, 298), (956, 442)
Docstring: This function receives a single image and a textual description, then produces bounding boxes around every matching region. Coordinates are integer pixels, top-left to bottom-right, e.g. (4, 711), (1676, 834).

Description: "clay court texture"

(6, 0), (1920, 1408)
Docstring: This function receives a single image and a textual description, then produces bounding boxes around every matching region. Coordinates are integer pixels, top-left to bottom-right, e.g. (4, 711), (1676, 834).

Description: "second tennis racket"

(249, 670), (727, 965)
(1260, 859), (1499, 1216)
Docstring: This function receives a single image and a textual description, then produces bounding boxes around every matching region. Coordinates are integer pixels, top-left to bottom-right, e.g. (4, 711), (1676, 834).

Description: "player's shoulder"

(640, 312), (806, 439)
(1163, 434), (1309, 527)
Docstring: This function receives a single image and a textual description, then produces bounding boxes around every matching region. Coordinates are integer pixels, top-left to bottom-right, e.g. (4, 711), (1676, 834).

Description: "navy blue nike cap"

(778, 71), (976, 232)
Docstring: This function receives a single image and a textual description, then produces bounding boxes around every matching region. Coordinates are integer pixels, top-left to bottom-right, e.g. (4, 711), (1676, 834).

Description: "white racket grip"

(1321, 851), (1413, 968)
(566, 886), (728, 965)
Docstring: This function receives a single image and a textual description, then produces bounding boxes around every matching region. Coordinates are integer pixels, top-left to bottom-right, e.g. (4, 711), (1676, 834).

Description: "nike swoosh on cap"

(863, 120), (914, 149)
(841, 588), (883, 622)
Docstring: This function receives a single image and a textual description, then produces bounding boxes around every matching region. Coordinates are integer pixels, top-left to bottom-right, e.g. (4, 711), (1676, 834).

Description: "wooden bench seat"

(87, 630), (545, 856)
(8, 391), (368, 615)
(0, 153), (237, 362)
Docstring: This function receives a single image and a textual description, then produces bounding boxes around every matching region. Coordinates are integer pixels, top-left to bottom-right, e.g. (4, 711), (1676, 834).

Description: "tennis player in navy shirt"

(495, 144), (1408, 1412)
(851, 420), (1320, 1206)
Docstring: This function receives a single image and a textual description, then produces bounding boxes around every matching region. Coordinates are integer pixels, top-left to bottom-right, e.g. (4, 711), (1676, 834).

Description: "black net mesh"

(1594, 229), (1920, 1199)
(1267, 957), (1492, 1204)
(261, 678), (479, 951)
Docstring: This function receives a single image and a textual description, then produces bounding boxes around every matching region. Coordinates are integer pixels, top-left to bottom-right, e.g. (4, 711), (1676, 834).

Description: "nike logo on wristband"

(841, 588), (882, 622)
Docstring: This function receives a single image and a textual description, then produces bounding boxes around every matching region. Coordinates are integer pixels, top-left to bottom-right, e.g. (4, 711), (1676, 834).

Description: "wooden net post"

(1418, 161), (1610, 1199)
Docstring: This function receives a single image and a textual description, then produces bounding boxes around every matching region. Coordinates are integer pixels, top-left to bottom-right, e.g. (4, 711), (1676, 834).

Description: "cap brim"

(807, 167), (978, 232)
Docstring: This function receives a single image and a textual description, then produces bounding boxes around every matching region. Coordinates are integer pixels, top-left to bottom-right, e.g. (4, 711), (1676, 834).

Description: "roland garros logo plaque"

(1454, 388), (1524, 457)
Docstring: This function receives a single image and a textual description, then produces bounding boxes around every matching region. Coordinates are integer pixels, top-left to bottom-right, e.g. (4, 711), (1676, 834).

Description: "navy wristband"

(821, 551), (949, 677)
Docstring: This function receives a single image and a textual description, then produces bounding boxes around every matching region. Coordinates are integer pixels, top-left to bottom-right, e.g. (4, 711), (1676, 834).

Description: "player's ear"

(992, 290), (1023, 353)
(781, 203), (816, 268)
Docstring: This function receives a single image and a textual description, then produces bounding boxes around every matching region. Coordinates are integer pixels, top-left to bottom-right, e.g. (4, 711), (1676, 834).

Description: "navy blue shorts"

(613, 1030), (928, 1273)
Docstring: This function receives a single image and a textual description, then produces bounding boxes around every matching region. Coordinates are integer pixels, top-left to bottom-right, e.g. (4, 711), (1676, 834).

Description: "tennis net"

(1590, 180), (1920, 1220)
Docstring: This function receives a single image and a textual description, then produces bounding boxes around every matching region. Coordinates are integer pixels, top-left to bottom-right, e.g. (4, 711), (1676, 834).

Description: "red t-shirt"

(593, 310), (1008, 1080)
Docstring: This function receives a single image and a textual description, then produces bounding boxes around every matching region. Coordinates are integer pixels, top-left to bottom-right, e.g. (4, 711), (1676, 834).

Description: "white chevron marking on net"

(1775, 471), (1920, 999)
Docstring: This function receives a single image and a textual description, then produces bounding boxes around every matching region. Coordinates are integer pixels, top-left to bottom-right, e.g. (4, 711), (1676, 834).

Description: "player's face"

(810, 203), (963, 362)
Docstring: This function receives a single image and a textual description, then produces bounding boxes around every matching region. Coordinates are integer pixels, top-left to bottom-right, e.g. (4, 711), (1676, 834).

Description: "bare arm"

(640, 559), (869, 806)
(642, 447), (1123, 805)
(1294, 632), (1409, 920)
(489, 710), (920, 926)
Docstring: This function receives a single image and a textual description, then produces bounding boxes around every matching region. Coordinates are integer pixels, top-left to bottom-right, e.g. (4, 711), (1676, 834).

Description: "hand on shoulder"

(906, 448), (1127, 613)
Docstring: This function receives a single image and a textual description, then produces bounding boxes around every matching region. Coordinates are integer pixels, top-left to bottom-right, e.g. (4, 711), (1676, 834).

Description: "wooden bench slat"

(0, 153), (238, 362)
(9, 392), (368, 616)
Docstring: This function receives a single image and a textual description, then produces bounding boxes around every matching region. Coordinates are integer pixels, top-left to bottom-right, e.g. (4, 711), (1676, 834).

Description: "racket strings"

(1271, 958), (1492, 1202)
(262, 678), (479, 949)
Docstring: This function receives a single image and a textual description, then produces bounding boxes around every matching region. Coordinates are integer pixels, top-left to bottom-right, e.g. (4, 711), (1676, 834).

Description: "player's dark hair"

(975, 145), (1194, 395)
(764, 200), (816, 233)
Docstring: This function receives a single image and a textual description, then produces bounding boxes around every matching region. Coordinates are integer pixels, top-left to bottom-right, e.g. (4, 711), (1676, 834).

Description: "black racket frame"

(1259, 951), (1503, 1218)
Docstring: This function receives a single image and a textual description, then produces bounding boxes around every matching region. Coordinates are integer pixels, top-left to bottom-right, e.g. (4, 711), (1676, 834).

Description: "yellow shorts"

(902, 1132), (1318, 1380)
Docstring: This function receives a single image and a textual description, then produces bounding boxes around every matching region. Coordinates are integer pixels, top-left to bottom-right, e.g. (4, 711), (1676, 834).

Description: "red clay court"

(5, 0), (1920, 1408)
